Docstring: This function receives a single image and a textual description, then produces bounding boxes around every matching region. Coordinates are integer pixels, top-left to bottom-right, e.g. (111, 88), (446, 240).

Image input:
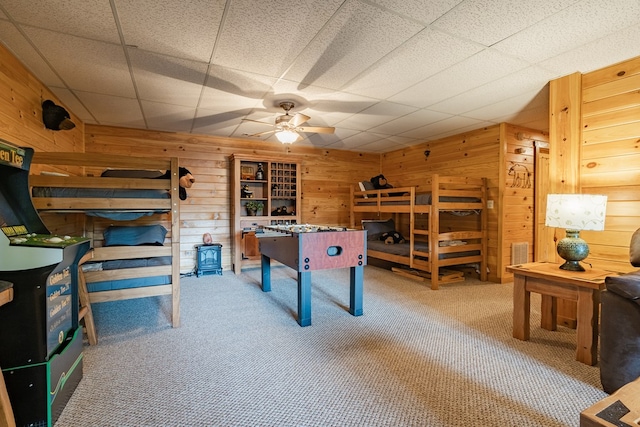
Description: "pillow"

(40, 171), (70, 177)
(358, 181), (375, 199)
(361, 218), (395, 241)
(103, 225), (168, 246)
(630, 228), (640, 267)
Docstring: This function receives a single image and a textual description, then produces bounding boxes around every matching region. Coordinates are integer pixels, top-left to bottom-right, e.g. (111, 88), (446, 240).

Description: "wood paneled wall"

(548, 56), (640, 273)
(579, 55), (640, 273)
(0, 43), (84, 236)
(85, 125), (380, 273)
(380, 123), (548, 283)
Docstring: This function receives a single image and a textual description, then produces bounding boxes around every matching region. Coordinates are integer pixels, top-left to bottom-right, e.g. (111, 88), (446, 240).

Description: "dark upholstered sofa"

(600, 229), (640, 394)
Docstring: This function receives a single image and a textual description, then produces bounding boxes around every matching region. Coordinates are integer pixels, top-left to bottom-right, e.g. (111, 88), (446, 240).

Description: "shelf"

(232, 154), (301, 274)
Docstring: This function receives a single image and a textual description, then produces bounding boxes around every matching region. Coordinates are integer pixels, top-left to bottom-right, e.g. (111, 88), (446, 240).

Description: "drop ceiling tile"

(355, 137), (410, 153)
(539, 24), (640, 75)
(282, 1), (423, 90)
(297, 91), (378, 126)
(0, 0), (119, 43)
(491, 104), (550, 131)
(366, 0), (461, 25)
(461, 88), (548, 121)
(342, 28), (484, 99)
(212, 0), (343, 77)
(130, 49), (209, 107)
(197, 122), (244, 138)
(492, 0), (640, 63)
(399, 115), (485, 139)
(192, 106), (256, 134)
(141, 101), (198, 133)
(199, 65), (275, 113)
(390, 48), (530, 108)
(431, 0), (580, 46)
(0, 21), (63, 86)
(429, 66), (555, 115)
(335, 130), (384, 149)
(376, 134), (419, 147)
(335, 101), (418, 132)
(426, 119), (495, 141)
(301, 131), (348, 149)
(368, 109), (453, 135)
(22, 26), (135, 97)
(75, 91), (144, 128)
(117, 0), (224, 62)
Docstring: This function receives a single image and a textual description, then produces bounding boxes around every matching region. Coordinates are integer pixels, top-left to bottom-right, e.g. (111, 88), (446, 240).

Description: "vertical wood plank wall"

(548, 55), (640, 273)
(85, 125), (380, 273)
(380, 123), (548, 283)
(580, 55), (640, 273)
(546, 72), (582, 269)
(0, 43), (84, 236)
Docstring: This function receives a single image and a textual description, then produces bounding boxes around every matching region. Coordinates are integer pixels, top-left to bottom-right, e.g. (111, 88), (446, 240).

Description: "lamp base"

(559, 260), (586, 272)
(556, 229), (589, 272)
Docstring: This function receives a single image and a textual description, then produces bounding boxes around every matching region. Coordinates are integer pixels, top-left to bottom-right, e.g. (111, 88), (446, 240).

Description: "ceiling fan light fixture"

(276, 130), (298, 144)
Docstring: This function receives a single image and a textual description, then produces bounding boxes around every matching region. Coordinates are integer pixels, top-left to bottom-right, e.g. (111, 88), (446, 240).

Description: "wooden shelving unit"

(231, 154), (301, 273)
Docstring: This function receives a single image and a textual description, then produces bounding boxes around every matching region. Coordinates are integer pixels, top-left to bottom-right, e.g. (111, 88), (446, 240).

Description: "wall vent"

(511, 242), (529, 265)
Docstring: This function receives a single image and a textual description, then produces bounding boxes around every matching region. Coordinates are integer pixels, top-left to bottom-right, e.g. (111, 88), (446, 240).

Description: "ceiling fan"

(243, 102), (335, 144)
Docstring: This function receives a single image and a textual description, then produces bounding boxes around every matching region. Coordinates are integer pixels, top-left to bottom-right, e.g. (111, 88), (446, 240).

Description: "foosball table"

(258, 224), (367, 326)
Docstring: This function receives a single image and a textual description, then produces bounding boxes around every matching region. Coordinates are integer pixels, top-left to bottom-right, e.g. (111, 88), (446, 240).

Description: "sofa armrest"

(605, 272), (640, 305)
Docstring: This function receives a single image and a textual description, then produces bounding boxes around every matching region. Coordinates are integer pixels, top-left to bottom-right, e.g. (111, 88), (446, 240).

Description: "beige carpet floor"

(56, 265), (607, 427)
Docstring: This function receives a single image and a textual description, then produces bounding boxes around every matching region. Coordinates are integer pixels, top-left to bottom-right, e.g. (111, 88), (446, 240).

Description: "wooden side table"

(580, 376), (640, 426)
(506, 262), (620, 366)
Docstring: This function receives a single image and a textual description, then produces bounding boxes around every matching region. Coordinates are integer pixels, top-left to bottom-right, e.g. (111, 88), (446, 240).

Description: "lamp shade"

(545, 194), (607, 231)
(275, 130), (298, 144)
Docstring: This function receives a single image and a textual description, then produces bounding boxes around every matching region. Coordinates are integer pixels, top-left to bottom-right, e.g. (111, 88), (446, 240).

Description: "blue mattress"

(84, 256), (172, 293)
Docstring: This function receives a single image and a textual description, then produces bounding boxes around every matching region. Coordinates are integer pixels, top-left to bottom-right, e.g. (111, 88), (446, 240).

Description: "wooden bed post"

(480, 177), (488, 281)
(430, 174), (441, 290)
(170, 157), (181, 328)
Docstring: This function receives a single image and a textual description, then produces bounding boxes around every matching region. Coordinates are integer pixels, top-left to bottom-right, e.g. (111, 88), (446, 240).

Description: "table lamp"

(545, 194), (607, 271)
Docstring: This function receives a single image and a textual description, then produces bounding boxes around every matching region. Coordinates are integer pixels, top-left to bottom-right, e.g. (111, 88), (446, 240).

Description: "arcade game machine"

(0, 139), (90, 426)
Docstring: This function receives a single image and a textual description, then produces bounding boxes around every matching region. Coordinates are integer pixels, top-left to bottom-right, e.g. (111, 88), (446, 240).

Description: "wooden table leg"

(349, 266), (363, 317)
(513, 275), (530, 340)
(297, 271), (311, 327)
(0, 366), (16, 427)
(576, 287), (600, 365)
(540, 294), (557, 331)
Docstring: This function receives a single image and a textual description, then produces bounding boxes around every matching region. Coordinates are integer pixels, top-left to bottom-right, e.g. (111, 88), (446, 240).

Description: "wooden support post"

(78, 251), (97, 345)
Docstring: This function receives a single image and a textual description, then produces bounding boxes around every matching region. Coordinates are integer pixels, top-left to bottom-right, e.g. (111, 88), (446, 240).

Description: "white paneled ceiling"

(0, 0), (639, 153)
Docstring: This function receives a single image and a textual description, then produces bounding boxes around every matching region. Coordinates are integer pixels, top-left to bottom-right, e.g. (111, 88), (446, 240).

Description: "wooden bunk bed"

(28, 152), (181, 327)
(350, 174), (488, 290)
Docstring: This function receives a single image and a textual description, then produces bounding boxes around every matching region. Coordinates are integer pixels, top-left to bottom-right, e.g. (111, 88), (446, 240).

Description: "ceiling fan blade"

(298, 126), (335, 134)
(246, 129), (276, 137)
(241, 118), (275, 127)
(289, 113), (310, 127)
